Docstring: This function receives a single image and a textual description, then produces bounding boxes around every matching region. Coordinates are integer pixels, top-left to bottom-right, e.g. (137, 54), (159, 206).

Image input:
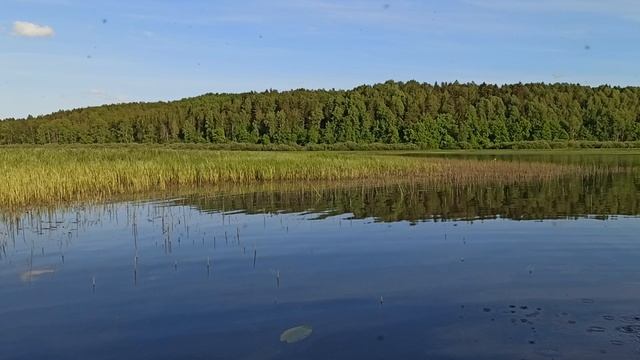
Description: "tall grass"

(0, 146), (585, 208)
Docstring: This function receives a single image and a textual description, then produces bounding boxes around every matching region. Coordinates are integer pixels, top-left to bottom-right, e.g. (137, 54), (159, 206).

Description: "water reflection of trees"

(178, 173), (640, 222)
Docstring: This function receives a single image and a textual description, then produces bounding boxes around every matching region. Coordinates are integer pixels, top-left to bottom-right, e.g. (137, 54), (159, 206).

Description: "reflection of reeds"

(0, 147), (589, 209)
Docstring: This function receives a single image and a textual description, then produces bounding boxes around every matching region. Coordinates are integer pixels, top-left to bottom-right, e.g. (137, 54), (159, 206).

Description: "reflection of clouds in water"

(20, 268), (55, 282)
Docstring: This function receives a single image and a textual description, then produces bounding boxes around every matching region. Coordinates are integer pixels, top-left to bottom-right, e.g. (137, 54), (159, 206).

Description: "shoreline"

(0, 147), (586, 209)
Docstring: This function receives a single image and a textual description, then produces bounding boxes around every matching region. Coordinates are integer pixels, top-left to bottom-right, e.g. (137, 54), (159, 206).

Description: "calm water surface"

(2, 154), (640, 360)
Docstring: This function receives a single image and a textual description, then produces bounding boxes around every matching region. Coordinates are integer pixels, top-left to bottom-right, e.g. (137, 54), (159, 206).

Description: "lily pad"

(280, 325), (313, 343)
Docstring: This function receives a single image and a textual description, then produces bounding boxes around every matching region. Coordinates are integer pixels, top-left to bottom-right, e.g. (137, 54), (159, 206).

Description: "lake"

(2, 153), (640, 359)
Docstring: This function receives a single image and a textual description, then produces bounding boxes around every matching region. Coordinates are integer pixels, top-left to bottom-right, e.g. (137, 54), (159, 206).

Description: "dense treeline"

(2, 81), (640, 148)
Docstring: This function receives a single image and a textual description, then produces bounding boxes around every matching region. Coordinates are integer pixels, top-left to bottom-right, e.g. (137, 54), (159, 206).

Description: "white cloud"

(12, 21), (55, 38)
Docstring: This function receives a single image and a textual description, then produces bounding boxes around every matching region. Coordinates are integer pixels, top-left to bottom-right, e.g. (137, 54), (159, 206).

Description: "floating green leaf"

(280, 325), (313, 343)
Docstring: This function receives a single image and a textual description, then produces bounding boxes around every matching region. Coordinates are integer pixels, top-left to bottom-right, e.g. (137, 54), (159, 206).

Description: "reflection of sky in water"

(1, 202), (640, 359)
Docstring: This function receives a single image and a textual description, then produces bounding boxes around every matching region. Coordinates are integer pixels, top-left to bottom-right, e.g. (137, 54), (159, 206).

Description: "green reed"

(0, 145), (584, 208)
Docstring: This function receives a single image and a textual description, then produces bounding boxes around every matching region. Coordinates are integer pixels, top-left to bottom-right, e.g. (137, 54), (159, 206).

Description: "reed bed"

(0, 146), (585, 209)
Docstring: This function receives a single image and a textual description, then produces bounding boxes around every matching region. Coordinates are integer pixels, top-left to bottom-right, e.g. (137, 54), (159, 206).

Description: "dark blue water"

(2, 191), (640, 359)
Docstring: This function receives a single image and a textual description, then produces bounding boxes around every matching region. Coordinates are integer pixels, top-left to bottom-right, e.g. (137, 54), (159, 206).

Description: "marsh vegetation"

(0, 146), (588, 209)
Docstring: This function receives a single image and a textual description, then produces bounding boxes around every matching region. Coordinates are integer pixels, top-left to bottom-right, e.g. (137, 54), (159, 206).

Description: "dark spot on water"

(584, 44), (591, 50)
(511, 310), (516, 314)
(616, 325), (640, 334)
(529, 340), (536, 344)
(377, 335), (384, 341)
(568, 320), (576, 324)
(101, 18), (107, 24)
(587, 326), (606, 333)
(520, 306), (528, 310)
(537, 308), (542, 311)
(520, 318), (528, 323)
(483, 307), (491, 312)
(509, 305), (516, 308)
(383, 3), (390, 10)
(620, 315), (640, 323)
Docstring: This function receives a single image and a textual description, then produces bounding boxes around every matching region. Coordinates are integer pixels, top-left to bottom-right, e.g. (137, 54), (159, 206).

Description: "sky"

(1, 0), (639, 119)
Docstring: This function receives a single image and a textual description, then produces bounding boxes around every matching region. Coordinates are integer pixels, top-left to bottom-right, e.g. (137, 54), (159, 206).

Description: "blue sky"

(1, 0), (639, 119)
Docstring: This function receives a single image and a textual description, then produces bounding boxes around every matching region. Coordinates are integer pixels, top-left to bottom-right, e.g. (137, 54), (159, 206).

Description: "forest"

(2, 81), (640, 148)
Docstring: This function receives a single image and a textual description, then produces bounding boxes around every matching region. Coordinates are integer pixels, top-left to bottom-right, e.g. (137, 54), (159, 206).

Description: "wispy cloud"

(128, 1), (404, 27)
(88, 89), (127, 103)
(124, 12), (264, 26)
(467, 0), (640, 22)
(287, 0), (405, 23)
(12, 21), (55, 37)
(276, 0), (519, 34)
(8, 0), (71, 4)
